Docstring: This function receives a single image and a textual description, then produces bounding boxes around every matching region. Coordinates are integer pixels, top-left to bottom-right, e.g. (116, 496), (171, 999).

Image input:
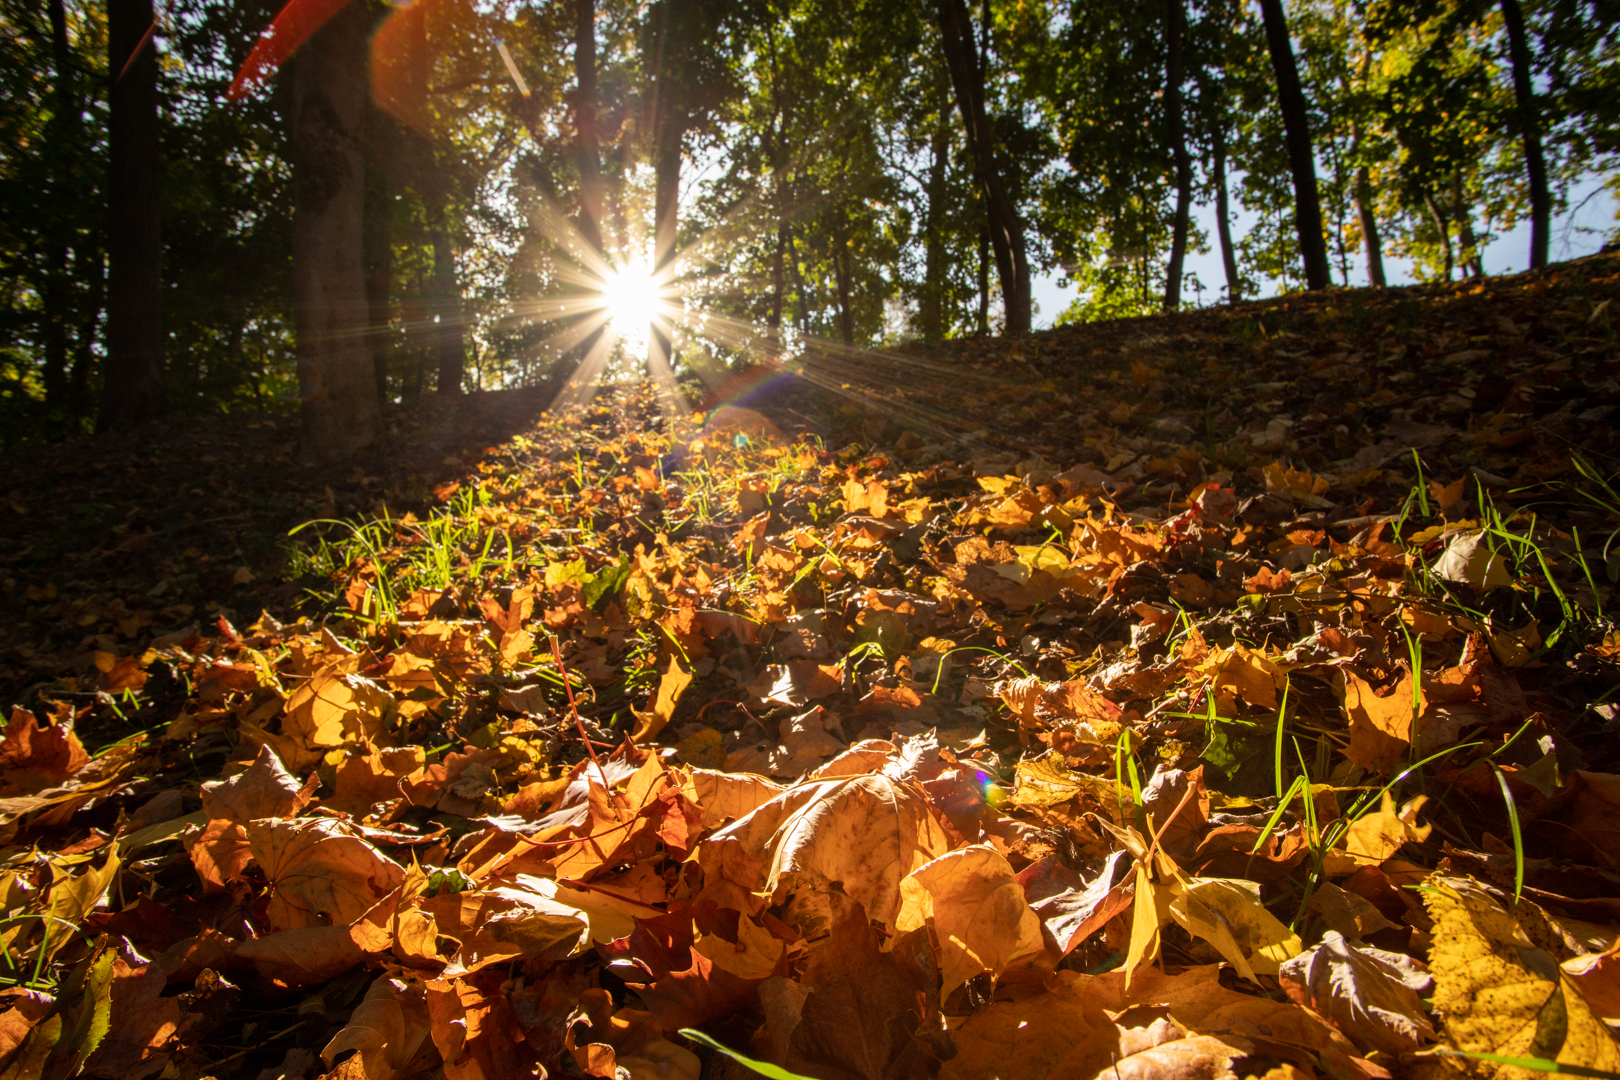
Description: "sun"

(599, 260), (663, 341)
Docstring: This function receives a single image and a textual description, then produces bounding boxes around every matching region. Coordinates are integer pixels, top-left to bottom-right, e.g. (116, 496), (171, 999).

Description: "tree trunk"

(432, 231), (464, 393)
(1499, 0), (1548, 269)
(976, 224), (990, 334)
(574, 0), (604, 254)
(1163, 0), (1193, 311)
(44, 0), (78, 429)
(936, 0), (1031, 334)
(1451, 173), (1486, 278)
(921, 81), (950, 342)
(1424, 189), (1455, 280)
(649, 0), (685, 375)
(834, 234), (854, 344)
(363, 154), (393, 402)
(101, 0), (165, 431)
(1213, 126), (1241, 305)
(769, 227), (785, 335)
(1256, 0), (1331, 291)
(291, 0), (380, 461)
(1353, 162), (1386, 286)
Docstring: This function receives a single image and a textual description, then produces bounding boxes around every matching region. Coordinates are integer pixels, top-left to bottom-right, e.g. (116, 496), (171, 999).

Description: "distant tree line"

(0, 0), (1615, 457)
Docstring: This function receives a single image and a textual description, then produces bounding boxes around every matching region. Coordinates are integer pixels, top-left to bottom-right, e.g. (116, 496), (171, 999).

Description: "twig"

(551, 635), (606, 782)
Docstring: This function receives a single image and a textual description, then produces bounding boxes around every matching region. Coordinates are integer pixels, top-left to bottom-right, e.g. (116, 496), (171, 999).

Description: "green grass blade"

(680, 1029), (817, 1080)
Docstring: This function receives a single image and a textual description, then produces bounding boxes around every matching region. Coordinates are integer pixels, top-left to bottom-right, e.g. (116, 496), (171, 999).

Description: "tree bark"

(363, 152), (393, 401)
(291, 0), (380, 461)
(432, 231), (464, 393)
(1213, 126), (1241, 304)
(101, 0), (165, 430)
(44, 0), (78, 428)
(976, 224), (990, 334)
(1353, 162), (1386, 286)
(1499, 0), (1548, 269)
(921, 80), (950, 342)
(1256, 0), (1331, 291)
(1423, 189), (1455, 280)
(833, 232), (854, 343)
(936, 0), (1030, 334)
(574, 0), (604, 254)
(1163, 0), (1193, 311)
(649, 0), (685, 375)
(1451, 173), (1485, 278)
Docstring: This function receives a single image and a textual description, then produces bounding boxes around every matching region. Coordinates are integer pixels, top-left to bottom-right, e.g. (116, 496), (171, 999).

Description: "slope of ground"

(0, 255), (1618, 1080)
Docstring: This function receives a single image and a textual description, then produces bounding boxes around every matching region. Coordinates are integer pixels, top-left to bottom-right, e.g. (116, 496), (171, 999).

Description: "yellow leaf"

(1167, 876), (1303, 981)
(1124, 861), (1161, 986)
(1426, 875), (1620, 1079)
(1343, 668), (1424, 774)
(632, 655), (692, 742)
(895, 844), (1043, 997)
(693, 914), (787, 981)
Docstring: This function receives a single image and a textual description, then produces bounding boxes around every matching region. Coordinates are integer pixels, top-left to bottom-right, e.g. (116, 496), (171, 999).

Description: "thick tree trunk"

(1353, 162), (1386, 286)
(921, 83), (950, 342)
(574, 0), (604, 254)
(363, 155), (392, 401)
(1256, 0), (1331, 291)
(44, 0), (78, 427)
(101, 0), (165, 431)
(649, 0), (685, 374)
(432, 231), (464, 393)
(936, 0), (1030, 334)
(291, 0), (380, 461)
(1163, 0), (1193, 311)
(1213, 127), (1241, 305)
(1499, 0), (1548, 269)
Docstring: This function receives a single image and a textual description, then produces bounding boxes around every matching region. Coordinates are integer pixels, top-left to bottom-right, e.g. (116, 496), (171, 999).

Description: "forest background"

(1, 0), (1618, 454)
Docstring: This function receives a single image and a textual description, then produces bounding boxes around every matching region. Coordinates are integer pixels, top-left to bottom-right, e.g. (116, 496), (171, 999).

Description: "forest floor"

(1, 253), (1620, 1080)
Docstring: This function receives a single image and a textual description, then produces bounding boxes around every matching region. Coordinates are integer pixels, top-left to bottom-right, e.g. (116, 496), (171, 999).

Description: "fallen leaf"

(895, 844), (1042, 996)
(246, 817), (405, 932)
(1279, 929), (1435, 1054)
(1343, 668), (1424, 774)
(1426, 875), (1620, 1077)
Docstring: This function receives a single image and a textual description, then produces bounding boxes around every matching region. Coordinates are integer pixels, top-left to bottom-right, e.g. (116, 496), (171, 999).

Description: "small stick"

(551, 635), (606, 782)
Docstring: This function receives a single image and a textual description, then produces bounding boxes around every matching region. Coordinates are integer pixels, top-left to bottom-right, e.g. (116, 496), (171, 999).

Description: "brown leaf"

(235, 925), (365, 987)
(1343, 668), (1424, 774)
(321, 975), (436, 1080)
(0, 705), (89, 793)
(246, 817), (405, 932)
(693, 774), (950, 935)
(1017, 850), (1135, 958)
(0, 989), (52, 1063)
(200, 746), (312, 823)
(1279, 930), (1435, 1054)
(83, 945), (181, 1080)
(425, 973), (540, 1080)
(784, 899), (939, 1080)
(895, 844), (1042, 996)
(941, 964), (1345, 1080)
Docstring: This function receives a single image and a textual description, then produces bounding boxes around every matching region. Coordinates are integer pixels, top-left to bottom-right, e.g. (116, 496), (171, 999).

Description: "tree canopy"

(0, 0), (1617, 449)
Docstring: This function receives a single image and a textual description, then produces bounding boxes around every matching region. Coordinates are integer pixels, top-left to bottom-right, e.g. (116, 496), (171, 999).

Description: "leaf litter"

(2, 263), (1620, 1078)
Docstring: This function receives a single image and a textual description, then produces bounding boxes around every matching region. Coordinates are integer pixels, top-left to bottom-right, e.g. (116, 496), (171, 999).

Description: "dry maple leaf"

(894, 843), (1043, 996)
(1280, 930), (1435, 1055)
(692, 773), (950, 935)
(247, 816), (405, 932)
(321, 974), (436, 1080)
(1425, 875), (1620, 1078)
